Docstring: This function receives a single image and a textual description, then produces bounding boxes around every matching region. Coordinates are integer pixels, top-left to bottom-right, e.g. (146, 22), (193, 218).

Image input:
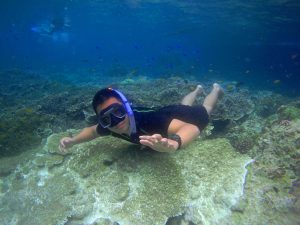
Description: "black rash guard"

(96, 104), (209, 145)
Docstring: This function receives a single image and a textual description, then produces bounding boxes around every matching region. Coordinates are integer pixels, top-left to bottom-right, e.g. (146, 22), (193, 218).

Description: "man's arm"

(139, 119), (200, 153)
(59, 125), (100, 153)
(169, 120), (200, 148)
(71, 125), (99, 144)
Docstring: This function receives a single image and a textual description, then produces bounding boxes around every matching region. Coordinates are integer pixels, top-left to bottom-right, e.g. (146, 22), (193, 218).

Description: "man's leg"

(203, 83), (223, 116)
(181, 85), (204, 106)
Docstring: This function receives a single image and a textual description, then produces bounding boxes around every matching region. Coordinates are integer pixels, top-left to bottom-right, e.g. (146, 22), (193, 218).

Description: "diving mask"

(98, 103), (126, 128)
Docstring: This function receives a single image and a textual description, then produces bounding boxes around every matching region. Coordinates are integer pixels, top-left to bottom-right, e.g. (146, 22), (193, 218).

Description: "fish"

(273, 80), (281, 84)
(291, 53), (299, 60)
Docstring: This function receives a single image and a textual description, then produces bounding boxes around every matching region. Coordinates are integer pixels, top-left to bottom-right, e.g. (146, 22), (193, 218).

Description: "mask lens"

(99, 115), (111, 128)
(98, 103), (126, 128)
(112, 105), (126, 118)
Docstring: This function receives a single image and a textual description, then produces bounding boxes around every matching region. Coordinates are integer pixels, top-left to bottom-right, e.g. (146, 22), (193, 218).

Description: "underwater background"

(0, 0), (300, 225)
(1, 0), (300, 94)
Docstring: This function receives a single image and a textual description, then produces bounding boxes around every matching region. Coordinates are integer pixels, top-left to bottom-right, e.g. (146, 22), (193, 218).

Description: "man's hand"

(139, 134), (178, 152)
(59, 137), (75, 154)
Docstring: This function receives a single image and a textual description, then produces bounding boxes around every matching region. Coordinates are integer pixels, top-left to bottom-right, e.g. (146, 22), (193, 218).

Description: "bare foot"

(213, 83), (224, 98)
(195, 84), (204, 95)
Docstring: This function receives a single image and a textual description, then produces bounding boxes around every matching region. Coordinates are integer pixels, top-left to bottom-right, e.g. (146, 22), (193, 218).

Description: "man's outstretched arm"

(59, 125), (99, 153)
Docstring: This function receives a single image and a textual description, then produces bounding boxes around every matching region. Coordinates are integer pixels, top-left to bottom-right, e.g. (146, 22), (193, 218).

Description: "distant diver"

(31, 15), (70, 42)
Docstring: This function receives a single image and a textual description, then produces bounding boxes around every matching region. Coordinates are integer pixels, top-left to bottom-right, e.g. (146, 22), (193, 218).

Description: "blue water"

(1, 2), (300, 224)
(0, 0), (300, 94)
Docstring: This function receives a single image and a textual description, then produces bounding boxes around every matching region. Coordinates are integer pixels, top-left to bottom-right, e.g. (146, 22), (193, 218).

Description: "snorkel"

(107, 88), (137, 136)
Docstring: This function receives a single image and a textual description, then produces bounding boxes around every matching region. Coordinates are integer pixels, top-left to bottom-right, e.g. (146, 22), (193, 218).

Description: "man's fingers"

(59, 139), (70, 153)
(161, 138), (168, 146)
(59, 142), (64, 150)
(140, 139), (154, 147)
(140, 135), (168, 145)
(139, 135), (155, 143)
(58, 145), (65, 153)
(60, 142), (65, 149)
(140, 134), (162, 143)
(152, 134), (162, 140)
(139, 135), (150, 140)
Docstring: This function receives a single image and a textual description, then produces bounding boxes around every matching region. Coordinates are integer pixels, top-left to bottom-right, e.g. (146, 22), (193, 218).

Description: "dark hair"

(92, 88), (122, 114)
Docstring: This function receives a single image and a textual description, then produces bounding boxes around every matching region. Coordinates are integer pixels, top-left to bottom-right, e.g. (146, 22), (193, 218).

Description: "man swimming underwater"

(31, 15), (70, 42)
(59, 84), (223, 153)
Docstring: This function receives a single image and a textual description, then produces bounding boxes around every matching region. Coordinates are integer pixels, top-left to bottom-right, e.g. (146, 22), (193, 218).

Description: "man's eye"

(113, 110), (123, 116)
(112, 107), (124, 115)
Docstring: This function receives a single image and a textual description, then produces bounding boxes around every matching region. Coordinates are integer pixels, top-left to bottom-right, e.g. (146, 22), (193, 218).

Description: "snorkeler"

(31, 15), (70, 42)
(59, 84), (223, 153)
(48, 15), (69, 34)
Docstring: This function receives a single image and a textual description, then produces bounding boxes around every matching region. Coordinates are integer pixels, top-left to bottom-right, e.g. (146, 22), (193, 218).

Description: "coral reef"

(1, 71), (300, 224)
(225, 118), (300, 224)
(119, 77), (194, 107)
(0, 70), (97, 156)
(211, 89), (255, 126)
(226, 115), (263, 154)
(0, 133), (250, 225)
(278, 105), (300, 121)
(253, 91), (287, 118)
(0, 107), (50, 156)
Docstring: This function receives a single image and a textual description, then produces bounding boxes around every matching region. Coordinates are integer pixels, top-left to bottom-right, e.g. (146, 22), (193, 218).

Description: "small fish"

(127, 69), (137, 78)
(244, 57), (251, 63)
(133, 42), (141, 50)
(233, 81), (244, 88)
(245, 70), (250, 74)
(226, 84), (235, 92)
(285, 73), (293, 78)
(273, 80), (281, 84)
(291, 53), (299, 60)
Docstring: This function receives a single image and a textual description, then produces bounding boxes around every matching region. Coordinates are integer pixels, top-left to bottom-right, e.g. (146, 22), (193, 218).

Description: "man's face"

(97, 97), (130, 135)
